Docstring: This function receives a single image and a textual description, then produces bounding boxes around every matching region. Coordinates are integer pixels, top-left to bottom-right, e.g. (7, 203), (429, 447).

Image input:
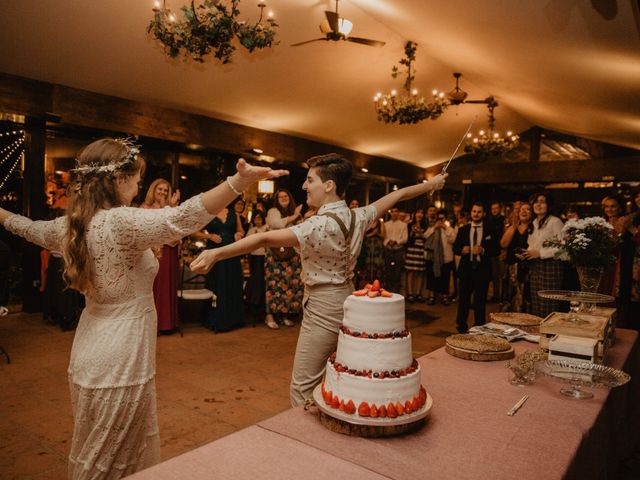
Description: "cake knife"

(507, 394), (529, 416)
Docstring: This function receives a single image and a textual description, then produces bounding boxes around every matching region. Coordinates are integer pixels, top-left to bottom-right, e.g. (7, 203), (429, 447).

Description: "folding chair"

(177, 264), (215, 337)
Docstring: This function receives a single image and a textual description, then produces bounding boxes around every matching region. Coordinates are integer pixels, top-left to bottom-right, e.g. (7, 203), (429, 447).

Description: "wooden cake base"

(311, 385), (432, 437)
(445, 334), (515, 361)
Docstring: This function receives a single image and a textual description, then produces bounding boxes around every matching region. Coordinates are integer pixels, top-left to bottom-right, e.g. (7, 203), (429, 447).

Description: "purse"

(269, 246), (296, 261)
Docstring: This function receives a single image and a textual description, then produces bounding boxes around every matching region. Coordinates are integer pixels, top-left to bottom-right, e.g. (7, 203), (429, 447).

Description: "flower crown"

(71, 138), (140, 179)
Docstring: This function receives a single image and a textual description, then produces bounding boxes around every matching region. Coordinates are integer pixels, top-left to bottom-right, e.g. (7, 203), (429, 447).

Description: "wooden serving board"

(445, 343), (515, 361)
(317, 410), (426, 437)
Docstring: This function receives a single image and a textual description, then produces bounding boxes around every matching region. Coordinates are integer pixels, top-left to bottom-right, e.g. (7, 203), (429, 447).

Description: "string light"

(0, 130), (25, 192)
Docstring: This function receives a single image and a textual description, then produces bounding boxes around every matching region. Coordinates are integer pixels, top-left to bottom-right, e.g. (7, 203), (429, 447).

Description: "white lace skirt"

(68, 377), (161, 480)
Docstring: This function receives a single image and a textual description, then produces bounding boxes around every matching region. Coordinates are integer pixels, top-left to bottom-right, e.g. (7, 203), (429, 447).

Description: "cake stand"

(311, 384), (433, 437)
(537, 290), (614, 324)
(535, 359), (630, 399)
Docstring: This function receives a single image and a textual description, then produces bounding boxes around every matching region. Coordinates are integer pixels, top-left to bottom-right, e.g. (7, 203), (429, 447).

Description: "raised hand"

(235, 158), (289, 190)
(169, 189), (181, 207)
(429, 173), (448, 191)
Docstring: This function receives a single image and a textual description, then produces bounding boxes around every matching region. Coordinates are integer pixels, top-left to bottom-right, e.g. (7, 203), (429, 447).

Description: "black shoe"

(456, 326), (468, 334)
(416, 295), (425, 302)
(441, 297), (451, 306)
(426, 297), (436, 305)
(407, 295), (415, 303)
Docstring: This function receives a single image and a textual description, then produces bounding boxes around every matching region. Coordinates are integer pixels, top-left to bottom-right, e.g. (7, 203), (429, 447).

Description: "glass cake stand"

(535, 359), (630, 399)
(537, 290), (614, 323)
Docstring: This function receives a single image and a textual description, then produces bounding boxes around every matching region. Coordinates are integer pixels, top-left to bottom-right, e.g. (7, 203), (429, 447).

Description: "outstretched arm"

(191, 228), (299, 274)
(201, 158), (288, 215)
(371, 173), (447, 219)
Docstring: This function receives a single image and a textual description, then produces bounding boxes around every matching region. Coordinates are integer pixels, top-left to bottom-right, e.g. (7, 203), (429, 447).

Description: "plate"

(312, 384), (433, 427)
(535, 359), (630, 388)
(537, 290), (614, 304)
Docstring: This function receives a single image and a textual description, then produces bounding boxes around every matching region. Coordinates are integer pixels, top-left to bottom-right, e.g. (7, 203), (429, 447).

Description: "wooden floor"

(0, 300), (464, 479)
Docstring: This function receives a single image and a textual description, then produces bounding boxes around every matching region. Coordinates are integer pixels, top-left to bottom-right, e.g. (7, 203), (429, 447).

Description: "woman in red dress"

(142, 179), (181, 333)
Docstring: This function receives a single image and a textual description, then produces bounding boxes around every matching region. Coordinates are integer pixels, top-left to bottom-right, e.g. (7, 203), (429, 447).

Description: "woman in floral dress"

(264, 189), (304, 328)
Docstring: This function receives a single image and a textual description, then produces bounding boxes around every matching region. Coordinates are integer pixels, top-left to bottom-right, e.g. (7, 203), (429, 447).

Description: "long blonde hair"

(143, 178), (172, 207)
(63, 138), (145, 294)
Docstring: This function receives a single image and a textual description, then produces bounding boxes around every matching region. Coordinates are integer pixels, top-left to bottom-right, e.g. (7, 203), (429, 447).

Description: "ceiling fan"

(291, 0), (385, 47)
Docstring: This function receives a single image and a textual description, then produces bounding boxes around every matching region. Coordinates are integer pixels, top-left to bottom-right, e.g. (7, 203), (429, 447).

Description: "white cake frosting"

(324, 361), (422, 409)
(335, 331), (413, 372)
(322, 292), (425, 416)
(342, 293), (405, 333)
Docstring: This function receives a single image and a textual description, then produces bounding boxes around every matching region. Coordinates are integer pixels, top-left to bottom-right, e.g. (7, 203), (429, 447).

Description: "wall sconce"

(258, 180), (275, 194)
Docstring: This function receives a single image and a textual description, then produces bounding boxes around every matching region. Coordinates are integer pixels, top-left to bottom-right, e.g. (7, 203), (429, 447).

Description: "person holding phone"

(501, 201), (533, 312)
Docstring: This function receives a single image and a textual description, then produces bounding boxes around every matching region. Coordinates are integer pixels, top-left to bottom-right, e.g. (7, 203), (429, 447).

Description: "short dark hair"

(437, 209), (447, 217)
(471, 201), (485, 210)
(306, 153), (352, 197)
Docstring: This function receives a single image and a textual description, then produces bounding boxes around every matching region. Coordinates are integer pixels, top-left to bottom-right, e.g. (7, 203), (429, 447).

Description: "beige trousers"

(290, 282), (353, 407)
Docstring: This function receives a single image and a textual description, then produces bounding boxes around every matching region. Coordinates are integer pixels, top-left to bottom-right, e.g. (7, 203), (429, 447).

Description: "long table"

(129, 329), (639, 480)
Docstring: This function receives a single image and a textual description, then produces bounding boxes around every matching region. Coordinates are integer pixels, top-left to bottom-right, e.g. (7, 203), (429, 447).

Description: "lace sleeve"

(4, 215), (65, 252)
(110, 194), (214, 252)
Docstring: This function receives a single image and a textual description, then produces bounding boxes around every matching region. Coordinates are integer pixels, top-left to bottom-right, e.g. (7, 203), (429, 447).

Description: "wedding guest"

(488, 201), (506, 303)
(618, 189), (640, 329)
(141, 178), (181, 333)
(404, 208), (427, 302)
(425, 209), (456, 305)
(519, 192), (564, 317)
(0, 137), (286, 479)
(501, 201), (533, 312)
(191, 153), (447, 405)
(453, 202), (500, 332)
(196, 201), (246, 332)
(264, 189), (304, 328)
(233, 197), (249, 234)
(244, 211), (268, 324)
(349, 199), (359, 209)
(599, 195), (624, 297)
(383, 207), (408, 293)
(354, 218), (385, 289)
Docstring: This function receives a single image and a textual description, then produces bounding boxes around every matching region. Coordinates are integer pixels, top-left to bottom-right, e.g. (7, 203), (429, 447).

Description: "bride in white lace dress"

(0, 138), (287, 480)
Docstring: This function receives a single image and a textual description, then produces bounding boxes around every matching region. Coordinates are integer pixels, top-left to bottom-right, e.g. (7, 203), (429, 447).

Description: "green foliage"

(148, 0), (278, 63)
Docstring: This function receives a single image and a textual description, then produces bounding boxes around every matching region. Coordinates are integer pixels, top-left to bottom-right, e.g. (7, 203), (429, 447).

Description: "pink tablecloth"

(130, 329), (639, 480)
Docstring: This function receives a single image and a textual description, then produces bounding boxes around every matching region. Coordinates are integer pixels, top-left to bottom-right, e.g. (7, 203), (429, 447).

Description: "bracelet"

(226, 176), (243, 196)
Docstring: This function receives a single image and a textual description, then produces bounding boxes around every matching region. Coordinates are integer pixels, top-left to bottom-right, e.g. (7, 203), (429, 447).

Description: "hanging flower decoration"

(463, 97), (519, 156)
(148, 0), (278, 64)
(374, 42), (448, 125)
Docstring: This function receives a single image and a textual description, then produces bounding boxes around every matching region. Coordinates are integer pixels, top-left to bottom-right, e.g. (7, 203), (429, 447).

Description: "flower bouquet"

(544, 217), (618, 292)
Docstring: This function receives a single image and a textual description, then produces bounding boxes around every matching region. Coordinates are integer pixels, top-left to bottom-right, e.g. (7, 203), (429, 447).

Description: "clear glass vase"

(575, 266), (603, 293)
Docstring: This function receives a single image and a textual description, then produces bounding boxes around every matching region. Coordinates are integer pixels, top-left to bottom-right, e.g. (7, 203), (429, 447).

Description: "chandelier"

(374, 42), (448, 125)
(148, 0), (278, 64)
(464, 97), (519, 156)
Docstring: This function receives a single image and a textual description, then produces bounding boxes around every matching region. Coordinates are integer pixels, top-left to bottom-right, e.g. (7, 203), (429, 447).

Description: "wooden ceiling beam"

(0, 73), (423, 181)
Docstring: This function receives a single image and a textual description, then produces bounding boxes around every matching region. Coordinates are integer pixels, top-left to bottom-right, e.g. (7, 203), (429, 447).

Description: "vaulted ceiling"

(0, 0), (638, 168)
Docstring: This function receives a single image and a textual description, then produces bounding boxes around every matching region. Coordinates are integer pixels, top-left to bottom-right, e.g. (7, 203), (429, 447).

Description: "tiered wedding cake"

(320, 282), (427, 418)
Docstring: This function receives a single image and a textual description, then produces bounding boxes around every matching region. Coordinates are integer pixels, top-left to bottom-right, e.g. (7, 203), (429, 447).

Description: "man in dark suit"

(453, 201), (500, 333)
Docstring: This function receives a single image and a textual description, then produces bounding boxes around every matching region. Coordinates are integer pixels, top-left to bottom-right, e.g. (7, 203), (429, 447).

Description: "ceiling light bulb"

(361, 168), (369, 173)
(438, 92), (445, 98)
(252, 148), (263, 154)
(507, 131), (513, 136)
(168, 12), (176, 22)
(411, 88), (418, 96)
(511, 136), (517, 141)
(391, 89), (397, 96)
(382, 100), (388, 106)
(268, 10), (274, 18)
(479, 130), (485, 136)
(466, 133), (472, 138)
(432, 89), (437, 95)
(493, 133), (500, 138)
(338, 18), (353, 36)
(473, 138), (479, 143)
(154, 0), (161, 8)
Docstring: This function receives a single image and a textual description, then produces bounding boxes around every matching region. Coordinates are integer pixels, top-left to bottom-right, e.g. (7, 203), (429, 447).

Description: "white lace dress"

(5, 195), (213, 480)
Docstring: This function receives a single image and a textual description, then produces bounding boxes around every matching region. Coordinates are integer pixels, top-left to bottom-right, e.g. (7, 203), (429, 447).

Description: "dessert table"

(129, 329), (639, 480)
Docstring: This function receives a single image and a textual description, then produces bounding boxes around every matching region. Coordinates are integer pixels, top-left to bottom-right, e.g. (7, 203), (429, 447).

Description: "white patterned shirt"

(528, 215), (564, 259)
(290, 200), (377, 286)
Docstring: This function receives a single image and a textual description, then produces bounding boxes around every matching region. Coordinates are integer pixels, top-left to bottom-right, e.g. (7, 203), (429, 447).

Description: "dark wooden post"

(21, 116), (47, 312)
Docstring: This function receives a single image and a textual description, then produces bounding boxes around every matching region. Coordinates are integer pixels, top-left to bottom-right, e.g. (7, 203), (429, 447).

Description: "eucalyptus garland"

(148, 0), (279, 64)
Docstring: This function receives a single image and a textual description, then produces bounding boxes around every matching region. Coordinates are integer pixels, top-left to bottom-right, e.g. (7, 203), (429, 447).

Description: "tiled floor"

(0, 300), (465, 479)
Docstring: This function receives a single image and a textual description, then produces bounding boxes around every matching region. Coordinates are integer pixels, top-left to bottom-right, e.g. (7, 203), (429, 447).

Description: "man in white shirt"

(425, 210), (456, 305)
(384, 207), (408, 293)
(192, 154), (447, 406)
